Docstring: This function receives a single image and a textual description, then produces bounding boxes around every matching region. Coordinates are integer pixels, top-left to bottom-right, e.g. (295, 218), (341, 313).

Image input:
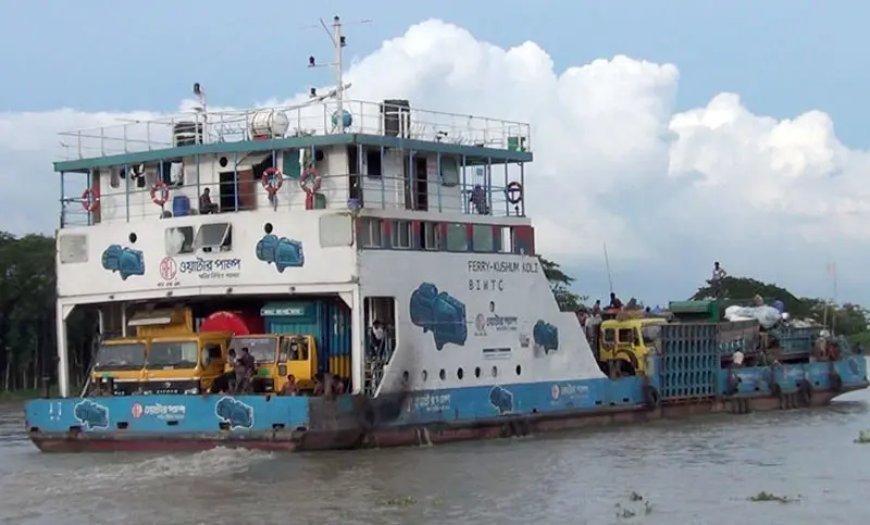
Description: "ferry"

(25, 18), (868, 452)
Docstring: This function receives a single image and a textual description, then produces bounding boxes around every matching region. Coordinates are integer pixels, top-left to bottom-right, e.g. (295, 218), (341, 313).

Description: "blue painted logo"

(256, 234), (304, 272)
(533, 320), (559, 354)
(101, 244), (145, 280)
(215, 396), (254, 429)
(489, 385), (514, 415)
(848, 357), (860, 376)
(73, 399), (110, 430)
(409, 283), (468, 350)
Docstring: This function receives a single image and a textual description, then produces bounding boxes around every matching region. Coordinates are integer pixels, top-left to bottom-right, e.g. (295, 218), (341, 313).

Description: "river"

(1, 389), (869, 525)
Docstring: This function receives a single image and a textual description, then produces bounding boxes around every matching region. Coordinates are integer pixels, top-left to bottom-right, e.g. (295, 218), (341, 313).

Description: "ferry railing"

(57, 99), (532, 161)
(59, 172), (526, 227)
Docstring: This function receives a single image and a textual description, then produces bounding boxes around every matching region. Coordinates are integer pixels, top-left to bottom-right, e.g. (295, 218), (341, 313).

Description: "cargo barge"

(25, 18), (868, 452)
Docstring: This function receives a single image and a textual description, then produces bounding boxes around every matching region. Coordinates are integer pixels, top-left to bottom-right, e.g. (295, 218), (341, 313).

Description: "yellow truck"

(228, 334), (320, 393)
(597, 316), (667, 377)
(89, 337), (149, 396)
(141, 331), (233, 395)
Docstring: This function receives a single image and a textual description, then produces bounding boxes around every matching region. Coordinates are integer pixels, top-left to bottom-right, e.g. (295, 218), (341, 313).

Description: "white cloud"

(1, 18), (867, 304)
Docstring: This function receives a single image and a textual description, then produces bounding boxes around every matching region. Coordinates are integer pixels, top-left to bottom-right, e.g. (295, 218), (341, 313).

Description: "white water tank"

(249, 110), (290, 140)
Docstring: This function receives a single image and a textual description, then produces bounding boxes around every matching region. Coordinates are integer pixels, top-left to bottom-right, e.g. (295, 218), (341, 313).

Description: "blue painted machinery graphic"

(409, 283), (467, 350)
(489, 386), (514, 415)
(73, 400), (109, 430)
(256, 234), (304, 272)
(101, 245), (145, 280)
(215, 397), (254, 429)
(533, 320), (559, 354)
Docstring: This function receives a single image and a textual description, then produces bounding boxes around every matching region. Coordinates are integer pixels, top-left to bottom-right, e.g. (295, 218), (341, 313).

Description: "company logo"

(551, 384), (561, 401)
(159, 256), (178, 281)
(475, 314), (487, 335)
(131, 402), (143, 419)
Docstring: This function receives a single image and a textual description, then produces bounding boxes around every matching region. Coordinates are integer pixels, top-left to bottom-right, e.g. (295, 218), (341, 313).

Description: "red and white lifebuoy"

(261, 167), (284, 196)
(150, 181), (170, 206)
(81, 188), (100, 212)
(299, 166), (322, 195)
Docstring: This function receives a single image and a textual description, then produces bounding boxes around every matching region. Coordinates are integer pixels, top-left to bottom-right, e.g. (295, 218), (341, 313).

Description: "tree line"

(0, 236), (864, 395)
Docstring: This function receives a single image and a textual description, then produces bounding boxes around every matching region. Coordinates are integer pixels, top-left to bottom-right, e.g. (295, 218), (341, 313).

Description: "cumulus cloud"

(0, 18), (866, 304)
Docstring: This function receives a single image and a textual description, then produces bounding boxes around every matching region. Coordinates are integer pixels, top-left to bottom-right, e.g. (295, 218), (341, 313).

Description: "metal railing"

(60, 172), (527, 227)
(58, 99), (532, 161)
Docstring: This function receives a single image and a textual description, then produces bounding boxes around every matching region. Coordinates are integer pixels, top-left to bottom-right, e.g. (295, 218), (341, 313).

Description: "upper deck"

(56, 98), (533, 228)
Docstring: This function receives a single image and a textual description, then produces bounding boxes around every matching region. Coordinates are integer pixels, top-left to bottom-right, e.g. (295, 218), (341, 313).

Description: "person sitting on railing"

(470, 185), (489, 215)
(199, 188), (219, 214)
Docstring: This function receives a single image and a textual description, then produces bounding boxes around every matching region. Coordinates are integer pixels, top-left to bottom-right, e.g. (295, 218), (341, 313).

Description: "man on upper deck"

(199, 188), (219, 214)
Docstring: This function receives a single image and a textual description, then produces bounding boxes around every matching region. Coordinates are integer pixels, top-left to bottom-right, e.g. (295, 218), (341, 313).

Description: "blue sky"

(3, 0), (868, 146)
(1, 1), (867, 307)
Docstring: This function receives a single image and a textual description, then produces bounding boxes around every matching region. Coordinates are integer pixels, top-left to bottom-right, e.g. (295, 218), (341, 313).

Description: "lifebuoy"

(150, 181), (169, 206)
(299, 166), (322, 195)
(261, 167), (284, 196)
(81, 188), (99, 212)
(506, 181), (523, 204)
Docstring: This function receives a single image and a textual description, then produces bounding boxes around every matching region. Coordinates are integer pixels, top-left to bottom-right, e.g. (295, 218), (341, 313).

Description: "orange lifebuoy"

(299, 166), (322, 195)
(261, 167), (284, 196)
(81, 188), (99, 212)
(150, 181), (169, 206)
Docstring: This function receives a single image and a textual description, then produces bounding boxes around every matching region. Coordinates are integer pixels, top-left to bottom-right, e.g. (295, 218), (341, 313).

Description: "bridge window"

(364, 147), (382, 177)
(472, 225), (494, 252)
(195, 223), (232, 253)
(165, 226), (195, 255)
(446, 223), (468, 251)
(358, 218), (383, 248)
(422, 222), (443, 250)
(440, 156), (460, 187)
(391, 220), (412, 249)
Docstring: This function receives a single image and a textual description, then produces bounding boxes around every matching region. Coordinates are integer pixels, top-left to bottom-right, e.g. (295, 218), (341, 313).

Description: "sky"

(1, 0), (869, 307)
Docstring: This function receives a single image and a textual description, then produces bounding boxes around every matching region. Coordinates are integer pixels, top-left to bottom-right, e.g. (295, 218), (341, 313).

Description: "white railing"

(57, 99), (532, 161)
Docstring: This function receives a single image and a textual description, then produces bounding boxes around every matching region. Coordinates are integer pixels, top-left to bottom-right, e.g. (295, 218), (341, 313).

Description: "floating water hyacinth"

(855, 430), (870, 444)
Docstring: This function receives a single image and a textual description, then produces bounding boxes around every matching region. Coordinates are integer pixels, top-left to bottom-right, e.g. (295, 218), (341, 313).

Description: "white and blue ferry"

(24, 18), (868, 452)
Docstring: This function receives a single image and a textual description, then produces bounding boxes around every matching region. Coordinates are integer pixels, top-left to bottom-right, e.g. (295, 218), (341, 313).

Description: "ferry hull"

(26, 359), (870, 452)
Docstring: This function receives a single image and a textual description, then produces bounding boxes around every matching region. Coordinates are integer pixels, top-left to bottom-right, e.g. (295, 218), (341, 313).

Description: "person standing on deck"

(711, 261), (727, 299)
(370, 320), (386, 362)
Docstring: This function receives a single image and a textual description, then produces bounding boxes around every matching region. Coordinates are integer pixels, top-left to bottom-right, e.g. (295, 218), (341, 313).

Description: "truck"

(227, 333), (320, 393)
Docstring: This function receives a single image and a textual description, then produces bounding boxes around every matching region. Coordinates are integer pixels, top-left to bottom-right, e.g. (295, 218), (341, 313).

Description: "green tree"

(540, 256), (587, 311)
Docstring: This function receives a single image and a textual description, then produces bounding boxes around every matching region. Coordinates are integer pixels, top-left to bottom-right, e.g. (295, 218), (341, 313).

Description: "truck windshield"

(147, 341), (199, 368)
(231, 337), (277, 363)
(93, 343), (146, 370)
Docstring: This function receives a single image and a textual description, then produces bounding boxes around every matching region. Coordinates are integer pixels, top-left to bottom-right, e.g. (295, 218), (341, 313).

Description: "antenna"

(603, 242), (614, 295)
(306, 15), (372, 133)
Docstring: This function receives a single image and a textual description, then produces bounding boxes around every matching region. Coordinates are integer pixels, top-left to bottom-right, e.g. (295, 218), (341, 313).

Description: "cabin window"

(440, 156), (460, 187)
(603, 329), (615, 343)
(496, 227), (511, 253)
(617, 328), (634, 343)
(472, 224), (494, 252)
(195, 223), (232, 253)
(359, 218), (383, 248)
(422, 222), (443, 251)
(282, 338), (309, 361)
(365, 148), (382, 177)
(202, 343), (222, 367)
(391, 220), (412, 249)
(446, 223), (468, 251)
(165, 226), (195, 255)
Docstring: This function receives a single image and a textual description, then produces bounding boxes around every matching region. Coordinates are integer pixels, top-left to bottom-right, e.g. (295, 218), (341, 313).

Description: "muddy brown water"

(2, 388), (870, 524)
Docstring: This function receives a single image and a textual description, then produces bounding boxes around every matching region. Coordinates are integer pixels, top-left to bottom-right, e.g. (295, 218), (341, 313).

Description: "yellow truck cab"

(89, 337), (149, 395)
(598, 316), (667, 377)
(142, 331), (232, 395)
(228, 334), (319, 393)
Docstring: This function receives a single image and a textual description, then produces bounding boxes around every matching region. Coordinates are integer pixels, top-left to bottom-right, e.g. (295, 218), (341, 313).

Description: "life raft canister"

(261, 167), (284, 196)
(81, 187), (100, 212)
(150, 181), (170, 206)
